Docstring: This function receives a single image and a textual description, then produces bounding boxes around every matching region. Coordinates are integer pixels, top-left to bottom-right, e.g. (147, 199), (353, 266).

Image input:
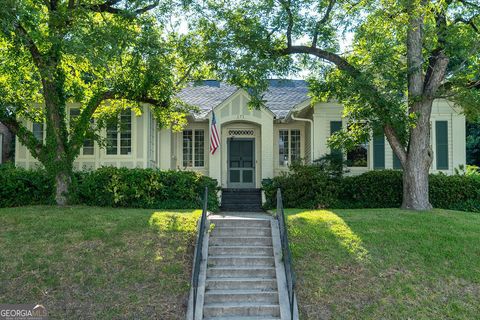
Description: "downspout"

(291, 112), (314, 163)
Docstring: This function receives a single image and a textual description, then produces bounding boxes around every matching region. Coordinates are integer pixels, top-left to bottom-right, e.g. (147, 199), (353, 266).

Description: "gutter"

(291, 112), (314, 163)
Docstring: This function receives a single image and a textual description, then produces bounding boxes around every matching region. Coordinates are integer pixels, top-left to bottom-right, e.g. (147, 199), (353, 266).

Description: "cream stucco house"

(15, 80), (466, 189)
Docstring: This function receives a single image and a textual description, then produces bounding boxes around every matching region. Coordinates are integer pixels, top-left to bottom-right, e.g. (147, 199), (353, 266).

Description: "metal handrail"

(276, 188), (296, 320)
(192, 187), (208, 319)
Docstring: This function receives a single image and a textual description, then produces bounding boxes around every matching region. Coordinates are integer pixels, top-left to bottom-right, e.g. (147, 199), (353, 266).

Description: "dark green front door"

(228, 138), (255, 188)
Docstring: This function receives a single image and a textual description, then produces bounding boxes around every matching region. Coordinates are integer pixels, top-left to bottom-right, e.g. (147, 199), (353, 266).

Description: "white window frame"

(277, 128), (302, 167)
(106, 110), (133, 156)
(182, 129), (205, 168)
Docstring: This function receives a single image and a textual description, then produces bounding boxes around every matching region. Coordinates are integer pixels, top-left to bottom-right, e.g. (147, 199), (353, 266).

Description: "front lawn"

(0, 206), (200, 319)
(286, 208), (480, 320)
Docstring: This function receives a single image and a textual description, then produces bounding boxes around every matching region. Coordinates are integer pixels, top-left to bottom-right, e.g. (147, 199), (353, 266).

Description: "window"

(70, 108), (94, 155)
(373, 130), (385, 169)
(436, 121), (448, 170)
(346, 124), (368, 167)
(279, 129), (301, 166)
(33, 122), (44, 142)
(183, 129), (205, 167)
(107, 110), (132, 155)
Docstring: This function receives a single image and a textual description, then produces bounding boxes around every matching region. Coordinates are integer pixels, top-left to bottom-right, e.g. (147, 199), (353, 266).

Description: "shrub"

(0, 165), (219, 210)
(0, 164), (54, 207)
(338, 170), (403, 208)
(76, 167), (219, 210)
(263, 164), (341, 209)
(263, 165), (480, 212)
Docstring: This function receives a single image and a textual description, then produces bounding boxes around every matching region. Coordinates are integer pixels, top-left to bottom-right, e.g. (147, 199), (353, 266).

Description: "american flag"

(210, 111), (220, 154)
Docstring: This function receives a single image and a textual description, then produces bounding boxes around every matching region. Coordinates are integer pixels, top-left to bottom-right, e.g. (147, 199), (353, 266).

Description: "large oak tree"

(194, 0), (480, 210)
(0, 0), (207, 204)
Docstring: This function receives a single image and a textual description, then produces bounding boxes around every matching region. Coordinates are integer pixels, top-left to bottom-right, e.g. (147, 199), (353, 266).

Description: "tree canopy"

(0, 0), (210, 204)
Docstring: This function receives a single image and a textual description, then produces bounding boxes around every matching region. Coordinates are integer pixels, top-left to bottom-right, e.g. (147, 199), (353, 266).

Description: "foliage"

(286, 208), (480, 319)
(263, 167), (480, 212)
(263, 163), (342, 209)
(77, 167), (219, 210)
(0, 206), (200, 319)
(193, 0), (480, 209)
(0, 0), (211, 204)
(0, 163), (54, 207)
(0, 165), (219, 210)
(466, 122), (480, 166)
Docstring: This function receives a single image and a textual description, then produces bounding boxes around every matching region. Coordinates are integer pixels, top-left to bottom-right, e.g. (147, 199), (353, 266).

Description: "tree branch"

(85, 0), (159, 15)
(455, 16), (479, 33)
(13, 21), (45, 70)
(0, 111), (44, 159)
(312, 0), (336, 48)
(279, 0), (293, 47)
(384, 124), (407, 166)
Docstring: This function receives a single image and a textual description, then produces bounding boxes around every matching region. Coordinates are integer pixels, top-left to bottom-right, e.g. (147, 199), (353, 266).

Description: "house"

(0, 122), (13, 164)
(15, 80), (466, 189)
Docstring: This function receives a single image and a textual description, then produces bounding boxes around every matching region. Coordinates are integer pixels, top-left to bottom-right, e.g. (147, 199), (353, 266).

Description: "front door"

(228, 138), (255, 188)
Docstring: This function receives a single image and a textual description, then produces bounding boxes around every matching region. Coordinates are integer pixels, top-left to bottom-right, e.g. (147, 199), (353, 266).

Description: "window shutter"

(373, 132), (385, 169)
(330, 121), (342, 158)
(393, 153), (402, 169)
(436, 121), (449, 170)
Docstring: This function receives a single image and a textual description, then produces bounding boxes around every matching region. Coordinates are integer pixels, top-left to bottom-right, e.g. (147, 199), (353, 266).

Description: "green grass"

(0, 206), (201, 319)
(286, 208), (480, 320)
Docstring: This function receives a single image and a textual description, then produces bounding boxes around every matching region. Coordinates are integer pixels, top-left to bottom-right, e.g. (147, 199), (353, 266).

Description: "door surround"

(220, 122), (261, 189)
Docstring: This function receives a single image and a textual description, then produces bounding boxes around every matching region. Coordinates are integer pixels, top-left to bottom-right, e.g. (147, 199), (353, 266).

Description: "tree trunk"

(401, 99), (434, 210)
(55, 169), (71, 206)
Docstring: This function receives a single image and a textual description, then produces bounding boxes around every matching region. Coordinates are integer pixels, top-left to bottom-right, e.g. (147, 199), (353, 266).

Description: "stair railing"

(192, 187), (208, 319)
(276, 188), (296, 320)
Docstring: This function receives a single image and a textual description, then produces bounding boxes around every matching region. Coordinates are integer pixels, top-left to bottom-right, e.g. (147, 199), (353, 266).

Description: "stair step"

(204, 290), (279, 304)
(208, 245), (273, 256)
(210, 219), (270, 228)
(221, 205), (263, 212)
(206, 278), (278, 290)
(203, 303), (280, 318)
(210, 236), (272, 246)
(207, 266), (276, 278)
(204, 318), (280, 320)
(208, 255), (275, 267)
(211, 227), (271, 237)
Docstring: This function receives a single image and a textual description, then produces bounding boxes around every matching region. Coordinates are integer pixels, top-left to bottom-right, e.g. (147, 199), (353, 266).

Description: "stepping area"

(203, 213), (281, 320)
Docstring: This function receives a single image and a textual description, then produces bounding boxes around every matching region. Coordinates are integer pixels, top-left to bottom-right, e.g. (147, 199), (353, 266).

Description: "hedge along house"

(15, 80), (466, 189)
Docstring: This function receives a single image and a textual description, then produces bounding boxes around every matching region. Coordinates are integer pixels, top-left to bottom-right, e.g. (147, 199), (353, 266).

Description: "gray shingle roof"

(177, 80), (309, 119)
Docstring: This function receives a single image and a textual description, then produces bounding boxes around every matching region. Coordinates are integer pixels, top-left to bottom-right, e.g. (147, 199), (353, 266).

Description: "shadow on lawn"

(286, 209), (370, 263)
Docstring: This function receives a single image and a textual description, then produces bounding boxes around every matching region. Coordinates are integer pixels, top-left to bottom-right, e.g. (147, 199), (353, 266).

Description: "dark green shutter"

(330, 121), (343, 158)
(436, 121), (449, 170)
(393, 153), (402, 169)
(373, 131), (385, 169)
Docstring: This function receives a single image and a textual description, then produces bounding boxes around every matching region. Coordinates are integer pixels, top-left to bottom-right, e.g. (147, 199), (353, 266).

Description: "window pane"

(33, 122), (43, 142)
(290, 129), (301, 162)
(436, 121), (448, 170)
(120, 110), (132, 155)
(347, 145), (368, 167)
(194, 130), (205, 167)
(83, 138), (94, 155)
(183, 130), (193, 167)
(106, 122), (117, 155)
(70, 108), (80, 119)
(279, 130), (289, 166)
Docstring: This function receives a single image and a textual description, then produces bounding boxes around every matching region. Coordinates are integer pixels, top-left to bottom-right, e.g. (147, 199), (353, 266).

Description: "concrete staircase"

(221, 189), (263, 212)
(203, 216), (281, 319)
